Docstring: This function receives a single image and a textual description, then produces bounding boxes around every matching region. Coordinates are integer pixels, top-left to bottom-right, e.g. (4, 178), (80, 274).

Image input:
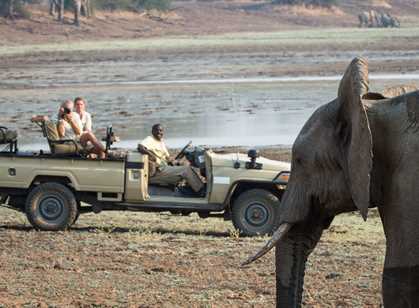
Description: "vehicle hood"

(210, 152), (291, 172)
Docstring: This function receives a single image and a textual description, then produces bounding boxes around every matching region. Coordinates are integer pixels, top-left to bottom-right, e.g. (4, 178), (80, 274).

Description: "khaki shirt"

(58, 112), (83, 140)
(140, 136), (170, 167)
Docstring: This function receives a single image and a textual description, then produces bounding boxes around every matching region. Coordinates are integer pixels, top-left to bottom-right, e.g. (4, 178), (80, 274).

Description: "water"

(5, 74), (418, 151)
(2, 46), (419, 151)
(5, 73), (419, 88)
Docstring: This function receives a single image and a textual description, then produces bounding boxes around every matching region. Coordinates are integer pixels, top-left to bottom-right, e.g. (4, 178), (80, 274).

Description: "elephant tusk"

(241, 223), (292, 266)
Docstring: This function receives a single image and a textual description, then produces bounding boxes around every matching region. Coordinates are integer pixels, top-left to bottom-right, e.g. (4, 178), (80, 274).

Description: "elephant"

(371, 10), (382, 27)
(389, 15), (401, 28)
(358, 10), (400, 28)
(358, 10), (380, 28)
(245, 57), (419, 307)
(380, 13), (400, 28)
(358, 11), (369, 27)
(382, 13), (400, 28)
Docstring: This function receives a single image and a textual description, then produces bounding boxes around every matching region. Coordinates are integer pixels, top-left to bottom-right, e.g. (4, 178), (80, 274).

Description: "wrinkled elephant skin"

(383, 266), (419, 307)
(251, 57), (419, 307)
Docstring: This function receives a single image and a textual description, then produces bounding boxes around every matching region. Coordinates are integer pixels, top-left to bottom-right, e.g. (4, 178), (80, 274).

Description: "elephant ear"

(336, 57), (373, 220)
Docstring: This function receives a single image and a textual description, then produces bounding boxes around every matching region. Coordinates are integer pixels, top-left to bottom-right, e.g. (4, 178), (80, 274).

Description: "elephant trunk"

(275, 224), (324, 307)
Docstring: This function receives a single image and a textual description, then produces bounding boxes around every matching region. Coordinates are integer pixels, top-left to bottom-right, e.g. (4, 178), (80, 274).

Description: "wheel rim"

(39, 196), (64, 221)
(244, 202), (269, 227)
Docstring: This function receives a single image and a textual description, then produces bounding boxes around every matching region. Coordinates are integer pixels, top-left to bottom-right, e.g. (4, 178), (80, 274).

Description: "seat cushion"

(45, 121), (60, 141)
(52, 142), (82, 155)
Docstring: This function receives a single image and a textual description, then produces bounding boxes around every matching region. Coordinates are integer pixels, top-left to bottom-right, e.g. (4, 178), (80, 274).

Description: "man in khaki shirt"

(138, 124), (203, 193)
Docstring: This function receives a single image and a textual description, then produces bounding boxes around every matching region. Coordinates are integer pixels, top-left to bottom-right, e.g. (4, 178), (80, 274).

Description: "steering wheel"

(175, 141), (192, 160)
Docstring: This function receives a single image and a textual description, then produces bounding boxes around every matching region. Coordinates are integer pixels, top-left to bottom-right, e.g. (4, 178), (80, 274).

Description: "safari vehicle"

(0, 122), (290, 236)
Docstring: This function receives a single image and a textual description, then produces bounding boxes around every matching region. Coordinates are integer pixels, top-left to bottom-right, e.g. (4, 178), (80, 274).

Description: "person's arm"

(57, 120), (66, 138)
(137, 144), (157, 162)
(31, 115), (49, 123)
(69, 118), (82, 136)
(85, 113), (92, 132)
(64, 113), (81, 136)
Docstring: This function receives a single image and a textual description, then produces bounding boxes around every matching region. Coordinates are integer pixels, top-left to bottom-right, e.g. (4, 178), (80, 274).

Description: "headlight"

(273, 171), (290, 185)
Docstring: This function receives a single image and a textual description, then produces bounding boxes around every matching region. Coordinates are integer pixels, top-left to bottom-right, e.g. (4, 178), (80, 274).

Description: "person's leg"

(149, 165), (185, 186)
(182, 166), (204, 192)
(80, 132), (105, 158)
(149, 165), (203, 192)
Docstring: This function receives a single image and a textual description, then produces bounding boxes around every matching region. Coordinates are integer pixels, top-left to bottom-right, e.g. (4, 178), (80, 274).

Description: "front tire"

(232, 189), (280, 236)
(25, 183), (78, 231)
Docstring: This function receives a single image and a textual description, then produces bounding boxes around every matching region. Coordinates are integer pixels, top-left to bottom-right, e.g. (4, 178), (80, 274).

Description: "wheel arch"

(30, 175), (73, 190)
(224, 180), (284, 210)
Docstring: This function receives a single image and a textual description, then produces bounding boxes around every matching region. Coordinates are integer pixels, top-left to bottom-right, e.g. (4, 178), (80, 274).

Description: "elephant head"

(391, 16), (401, 28)
(244, 57), (374, 306)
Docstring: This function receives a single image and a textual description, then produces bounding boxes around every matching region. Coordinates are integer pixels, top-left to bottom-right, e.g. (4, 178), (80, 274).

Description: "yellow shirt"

(140, 136), (170, 166)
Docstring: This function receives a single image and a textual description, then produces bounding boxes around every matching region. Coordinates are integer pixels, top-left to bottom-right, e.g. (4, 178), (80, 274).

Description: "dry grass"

(370, 0), (392, 9)
(1, 0), (419, 47)
(2, 27), (419, 57)
(0, 207), (385, 307)
(274, 4), (346, 17)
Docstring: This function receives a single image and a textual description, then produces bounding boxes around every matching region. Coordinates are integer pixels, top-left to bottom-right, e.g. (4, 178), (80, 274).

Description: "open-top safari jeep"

(0, 121), (290, 236)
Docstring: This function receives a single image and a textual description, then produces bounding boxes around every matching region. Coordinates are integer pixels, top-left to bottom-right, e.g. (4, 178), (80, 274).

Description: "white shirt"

(79, 111), (92, 132)
(140, 136), (170, 166)
(58, 112), (83, 140)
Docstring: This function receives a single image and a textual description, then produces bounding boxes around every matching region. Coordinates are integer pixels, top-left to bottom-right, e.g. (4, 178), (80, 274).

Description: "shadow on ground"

(0, 224), (231, 237)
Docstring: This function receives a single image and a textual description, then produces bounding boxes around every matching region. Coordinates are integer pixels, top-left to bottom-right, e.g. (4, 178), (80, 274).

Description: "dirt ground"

(0, 1), (412, 306)
(0, 148), (385, 307)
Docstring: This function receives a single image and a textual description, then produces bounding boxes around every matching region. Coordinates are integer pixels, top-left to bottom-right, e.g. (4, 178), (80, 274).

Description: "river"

(1, 74), (417, 151)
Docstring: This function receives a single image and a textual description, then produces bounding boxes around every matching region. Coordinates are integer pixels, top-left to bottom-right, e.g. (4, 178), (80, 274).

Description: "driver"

(137, 124), (203, 193)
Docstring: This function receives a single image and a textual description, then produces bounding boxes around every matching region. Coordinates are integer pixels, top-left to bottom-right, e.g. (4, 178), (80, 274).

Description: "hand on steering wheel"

(175, 141), (192, 160)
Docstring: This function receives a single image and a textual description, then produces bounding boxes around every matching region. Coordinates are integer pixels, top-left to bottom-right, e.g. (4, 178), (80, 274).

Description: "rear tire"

(232, 189), (280, 236)
(25, 183), (78, 231)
